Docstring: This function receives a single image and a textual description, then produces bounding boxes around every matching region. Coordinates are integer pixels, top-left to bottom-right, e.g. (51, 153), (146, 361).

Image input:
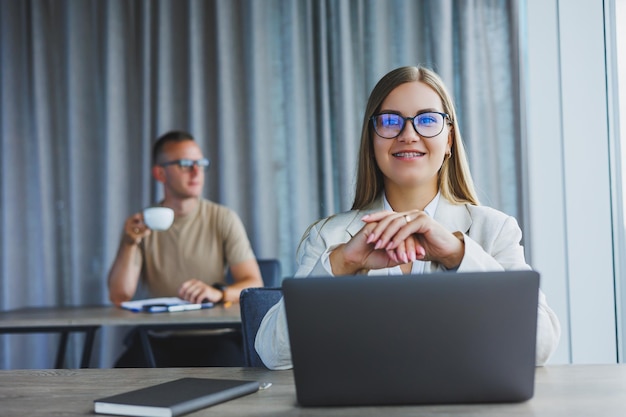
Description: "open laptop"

(282, 270), (539, 407)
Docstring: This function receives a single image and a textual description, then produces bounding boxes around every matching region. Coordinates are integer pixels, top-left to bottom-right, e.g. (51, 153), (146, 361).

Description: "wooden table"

(1, 365), (625, 416)
(0, 305), (241, 368)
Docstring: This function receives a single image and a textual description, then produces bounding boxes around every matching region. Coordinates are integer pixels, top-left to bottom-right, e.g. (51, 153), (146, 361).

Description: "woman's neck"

(384, 182), (438, 212)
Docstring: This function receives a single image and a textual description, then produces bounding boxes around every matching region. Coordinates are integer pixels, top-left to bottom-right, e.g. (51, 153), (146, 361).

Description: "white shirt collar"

(382, 191), (440, 217)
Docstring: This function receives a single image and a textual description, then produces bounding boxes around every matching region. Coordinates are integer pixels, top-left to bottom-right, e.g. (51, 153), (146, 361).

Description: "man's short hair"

(152, 130), (195, 165)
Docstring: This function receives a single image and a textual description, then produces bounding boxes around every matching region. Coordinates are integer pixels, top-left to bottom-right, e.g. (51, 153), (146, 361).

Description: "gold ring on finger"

(404, 214), (411, 224)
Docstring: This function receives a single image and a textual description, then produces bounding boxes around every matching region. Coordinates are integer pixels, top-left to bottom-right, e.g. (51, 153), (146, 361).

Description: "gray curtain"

(0, 0), (521, 368)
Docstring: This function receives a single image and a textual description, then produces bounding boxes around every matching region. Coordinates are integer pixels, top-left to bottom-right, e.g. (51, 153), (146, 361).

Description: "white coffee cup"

(143, 207), (175, 231)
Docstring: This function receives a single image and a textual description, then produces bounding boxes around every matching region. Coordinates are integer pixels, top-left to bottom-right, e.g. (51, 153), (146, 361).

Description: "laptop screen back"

(283, 270), (539, 406)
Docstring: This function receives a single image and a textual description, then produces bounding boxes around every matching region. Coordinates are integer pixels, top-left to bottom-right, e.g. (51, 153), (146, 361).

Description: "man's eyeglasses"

(370, 111), (450, 139)
(159, 158), (210, 171)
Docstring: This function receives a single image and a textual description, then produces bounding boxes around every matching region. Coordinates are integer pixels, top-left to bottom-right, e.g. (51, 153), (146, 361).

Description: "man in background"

(108, 130), (263, 367)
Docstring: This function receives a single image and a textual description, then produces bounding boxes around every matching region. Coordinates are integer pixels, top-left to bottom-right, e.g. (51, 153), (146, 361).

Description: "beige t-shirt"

(140, 199), (255, 297)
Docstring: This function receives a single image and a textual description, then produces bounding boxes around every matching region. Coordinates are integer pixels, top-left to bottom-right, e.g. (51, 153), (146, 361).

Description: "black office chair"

(239, 287), (283, 367)
(226, 258), (282, 287)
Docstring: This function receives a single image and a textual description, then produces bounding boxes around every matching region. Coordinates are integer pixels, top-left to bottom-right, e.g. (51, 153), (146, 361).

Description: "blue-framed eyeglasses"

(159, 158), (210, 171)
(370, 111), (451, 139)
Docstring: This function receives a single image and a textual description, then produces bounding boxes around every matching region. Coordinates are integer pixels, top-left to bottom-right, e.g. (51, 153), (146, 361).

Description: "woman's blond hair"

(352, 66), (479, 209)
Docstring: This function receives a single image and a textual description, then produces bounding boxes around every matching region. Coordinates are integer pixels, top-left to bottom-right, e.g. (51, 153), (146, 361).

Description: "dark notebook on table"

(282, 270), (540, 407)
(94, 378), (259, 417)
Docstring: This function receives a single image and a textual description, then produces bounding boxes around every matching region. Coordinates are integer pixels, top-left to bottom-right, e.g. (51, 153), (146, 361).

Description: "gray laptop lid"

(282, 270), (539, 407)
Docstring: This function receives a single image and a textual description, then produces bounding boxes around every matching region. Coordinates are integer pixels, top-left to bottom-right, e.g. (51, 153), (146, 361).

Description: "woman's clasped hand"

(330, 210), (464, 276)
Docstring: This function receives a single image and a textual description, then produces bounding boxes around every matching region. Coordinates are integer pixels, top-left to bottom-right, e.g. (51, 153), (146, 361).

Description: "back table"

(0, 304), (241, 368)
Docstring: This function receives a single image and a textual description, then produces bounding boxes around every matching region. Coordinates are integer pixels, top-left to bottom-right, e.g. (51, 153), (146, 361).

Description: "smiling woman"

(254, 66), (561, 370)
(371, 82), (454, 197)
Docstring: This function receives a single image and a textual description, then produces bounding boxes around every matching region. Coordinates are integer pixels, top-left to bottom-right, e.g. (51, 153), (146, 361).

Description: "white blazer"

(256, 196), (561, 369)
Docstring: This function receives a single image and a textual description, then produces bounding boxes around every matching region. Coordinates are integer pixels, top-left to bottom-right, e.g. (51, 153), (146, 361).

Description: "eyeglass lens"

(372, 112), (447, 139)
(162, 158), (210, 171)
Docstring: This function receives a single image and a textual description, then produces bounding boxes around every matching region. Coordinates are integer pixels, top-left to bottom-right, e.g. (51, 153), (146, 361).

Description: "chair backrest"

(257, 259), (282, 287)
(239, 287), (283, 367)
(225, 258), (282, 287)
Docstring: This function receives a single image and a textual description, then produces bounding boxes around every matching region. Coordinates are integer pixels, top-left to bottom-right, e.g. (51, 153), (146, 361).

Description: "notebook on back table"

(282, 270), (539, 407)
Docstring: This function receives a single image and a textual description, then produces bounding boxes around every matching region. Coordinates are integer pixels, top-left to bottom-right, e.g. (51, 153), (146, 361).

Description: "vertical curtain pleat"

(0, 0), (521, 368)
